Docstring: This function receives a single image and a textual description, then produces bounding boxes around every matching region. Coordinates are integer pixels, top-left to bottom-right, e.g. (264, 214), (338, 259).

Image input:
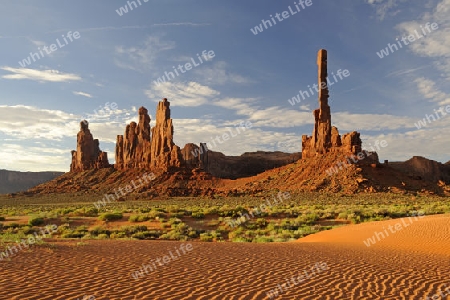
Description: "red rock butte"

(70, 98), (300, 179)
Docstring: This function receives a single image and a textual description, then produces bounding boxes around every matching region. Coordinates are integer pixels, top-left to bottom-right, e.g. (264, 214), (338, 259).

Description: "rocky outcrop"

(114, 99), (183, 172)
(302, 49), (362, 159)
(115, 107), (152, 170)
(150, 98), (184, 171)
(70, 121), (110, 172)
(180, 146), (301, 179)
(389, 156), (450, 183)
(71, 99), (301, 177)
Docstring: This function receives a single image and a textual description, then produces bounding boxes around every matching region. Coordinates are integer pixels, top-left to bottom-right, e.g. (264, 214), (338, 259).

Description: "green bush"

(129, 214), (150, 222)
(29, 216), (45, 226)
(199, 233), (213, 242)
(98, 212), (123, 222)
(0, 216), (5, 221)
(191, 211), (205, 219)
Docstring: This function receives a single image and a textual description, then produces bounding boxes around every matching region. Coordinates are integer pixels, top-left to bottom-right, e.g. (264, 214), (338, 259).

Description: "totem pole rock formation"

(150, 98), (184, 170)
(70, 99), (300, 177)
(302, 49), (362, 158)
(70, 121), (110, 172)
(114, 98), (183, 172)
(115, 107), (152, 169)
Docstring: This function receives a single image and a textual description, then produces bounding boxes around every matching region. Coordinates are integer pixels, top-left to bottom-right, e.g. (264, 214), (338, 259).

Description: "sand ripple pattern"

(0, 215), (449, 299)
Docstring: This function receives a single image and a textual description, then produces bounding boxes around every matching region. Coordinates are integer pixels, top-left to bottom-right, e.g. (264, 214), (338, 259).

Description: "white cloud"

(114, 35), (175, 72)
(414, 77), (450, 105)
(366, 0), (407, 20)
(1, 67), (81, 82)
(73, 91), (93, 98)
(0, 143), (69, 172)
(146, 81), (220, 107)
(194, 61), (254, 85)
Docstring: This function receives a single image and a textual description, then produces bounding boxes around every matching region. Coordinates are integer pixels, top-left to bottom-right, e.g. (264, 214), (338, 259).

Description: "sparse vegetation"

(0, 193), (448, 243)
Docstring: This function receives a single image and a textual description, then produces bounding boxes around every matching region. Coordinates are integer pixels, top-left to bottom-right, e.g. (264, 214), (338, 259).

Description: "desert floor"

(0, 214), (449, 300)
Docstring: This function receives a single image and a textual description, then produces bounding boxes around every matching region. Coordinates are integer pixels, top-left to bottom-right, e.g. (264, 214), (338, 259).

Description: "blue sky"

(0, 0), (449, 172)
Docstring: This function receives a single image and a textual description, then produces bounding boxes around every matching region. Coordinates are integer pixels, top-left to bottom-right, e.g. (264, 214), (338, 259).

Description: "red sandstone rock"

(150, 98), (183, 171)
(70, 121), (110, 172)
(115, 107), (152, 169)
(302, 49), (363, 159)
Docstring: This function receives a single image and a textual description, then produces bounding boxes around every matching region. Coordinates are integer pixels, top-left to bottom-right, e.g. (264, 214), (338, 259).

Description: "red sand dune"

(0, 214), (449, 299)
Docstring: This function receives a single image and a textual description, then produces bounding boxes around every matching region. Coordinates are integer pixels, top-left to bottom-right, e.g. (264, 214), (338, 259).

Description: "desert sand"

(0, 214), (449, 300)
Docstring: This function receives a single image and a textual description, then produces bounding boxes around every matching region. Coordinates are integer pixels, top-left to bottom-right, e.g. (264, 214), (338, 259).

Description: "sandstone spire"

(150, 98), (183, 170)
(70, 121), (109, 172)
(302, 49), (361, 158)
(115, 106), (152, 169)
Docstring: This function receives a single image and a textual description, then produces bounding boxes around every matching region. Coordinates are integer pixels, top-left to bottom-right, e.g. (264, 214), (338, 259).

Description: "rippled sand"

(0, 214), (449, 299)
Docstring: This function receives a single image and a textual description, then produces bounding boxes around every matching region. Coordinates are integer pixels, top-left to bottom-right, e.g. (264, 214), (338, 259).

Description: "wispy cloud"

(194, 61), (254, 85)
(114, 35), (176, 72)
(1, 67), (81, 82)
(366, 0), (407, 20)
(151, 22), (211, 27)
(146, 81), (220, 107)
(73, 91), (93, 98)
(47, 25), (148, 34)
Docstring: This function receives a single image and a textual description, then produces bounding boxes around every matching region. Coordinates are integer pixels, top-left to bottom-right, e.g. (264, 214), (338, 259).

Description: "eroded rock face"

(115, 107), (152, 170)
(302, 49), (362, 159)
(150, 98), (183, 171)
(70, 121), (110, 172)
(71, 99), (302, 177)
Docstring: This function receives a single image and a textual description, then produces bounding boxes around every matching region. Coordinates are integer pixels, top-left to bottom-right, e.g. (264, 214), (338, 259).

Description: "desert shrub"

(61, 231), (85, 239)
(159, 232), (188, 241)
(129, 214), (150, 222)
(148, 210), (165, 219)
(199, 233), (213, 242)
(19, 226), (35, 235)
(97, 234), (109, 239)
(90, 226), (109, 236)
(98, 212), (123, 222)
(254, 236), (274, 243)
(28, 216), (45, 226)
(191, 211), (205, 219)
(110, 232), (127, 239)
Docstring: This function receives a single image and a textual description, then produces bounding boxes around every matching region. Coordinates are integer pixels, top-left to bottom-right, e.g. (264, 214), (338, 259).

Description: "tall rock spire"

(312, 49), (332, 154)
(150, 98), (183, 170)
(302, 49), (361, 158)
